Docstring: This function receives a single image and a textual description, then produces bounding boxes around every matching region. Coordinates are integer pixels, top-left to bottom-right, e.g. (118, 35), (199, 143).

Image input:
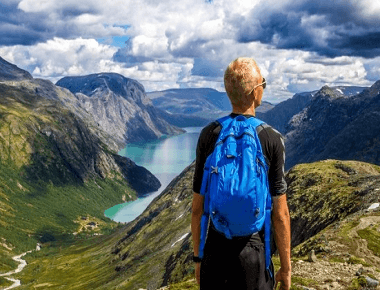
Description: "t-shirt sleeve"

(258, 125), (287, 197)
(192, 122), (219, 194)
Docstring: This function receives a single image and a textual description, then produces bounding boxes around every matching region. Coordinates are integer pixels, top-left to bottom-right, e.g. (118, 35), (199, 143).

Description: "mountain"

(14, 159), (380, 289)
(56, 73), (184, 146)
(147, 88), (274, 121)
(258, 86), (367, 134)
(285, 82), (380, 169)
(0, 57), (33, 81)
(0, 57), (160, 275)
(257, 91), (316, 134)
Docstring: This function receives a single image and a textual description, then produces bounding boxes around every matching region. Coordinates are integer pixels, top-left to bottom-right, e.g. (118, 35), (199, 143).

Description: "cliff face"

(56, 73), (184, 146)
(0, 81), (161, 193)
(285, 82), (380, 169)
(286, 160), (380, 247)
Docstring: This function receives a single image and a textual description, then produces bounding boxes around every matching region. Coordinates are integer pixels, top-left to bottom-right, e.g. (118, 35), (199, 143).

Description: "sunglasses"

(249, 77), (266, 95)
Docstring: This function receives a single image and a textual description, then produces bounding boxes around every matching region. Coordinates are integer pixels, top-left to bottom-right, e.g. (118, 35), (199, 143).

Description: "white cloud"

(1, 0), (380, 104)
(0, 38), (118, 81)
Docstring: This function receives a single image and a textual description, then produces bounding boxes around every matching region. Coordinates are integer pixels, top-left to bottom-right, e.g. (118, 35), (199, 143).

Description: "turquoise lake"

(104, 127), (202, 223)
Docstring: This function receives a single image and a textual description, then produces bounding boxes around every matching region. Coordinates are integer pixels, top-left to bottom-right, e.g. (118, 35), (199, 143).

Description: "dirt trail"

(291, 214), (380, 289)
(350, 216), (380, 266)
(0, 247), (38, 290)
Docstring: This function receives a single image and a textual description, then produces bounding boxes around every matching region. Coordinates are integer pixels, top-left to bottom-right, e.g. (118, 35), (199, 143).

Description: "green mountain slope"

(13, 159), (380, 289)
(0, 81), (160, 276)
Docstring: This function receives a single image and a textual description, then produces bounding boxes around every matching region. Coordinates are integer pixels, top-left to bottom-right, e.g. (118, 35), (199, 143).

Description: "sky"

(1, 0), (380, 103)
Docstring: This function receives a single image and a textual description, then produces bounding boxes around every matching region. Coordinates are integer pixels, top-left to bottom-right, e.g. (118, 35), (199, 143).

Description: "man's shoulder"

(257, 121), (283, 138)
(199, 121), (221, 139)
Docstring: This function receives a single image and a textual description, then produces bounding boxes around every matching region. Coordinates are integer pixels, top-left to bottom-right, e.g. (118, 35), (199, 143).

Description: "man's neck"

(232, 107), (256, 116)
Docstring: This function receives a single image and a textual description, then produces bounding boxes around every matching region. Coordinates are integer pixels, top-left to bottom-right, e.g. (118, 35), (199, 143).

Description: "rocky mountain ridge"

(285, 82), (380, 169)
(57, 73), (184, 146)
(0, 57), (32, 81)
(258, 86), (367, 135)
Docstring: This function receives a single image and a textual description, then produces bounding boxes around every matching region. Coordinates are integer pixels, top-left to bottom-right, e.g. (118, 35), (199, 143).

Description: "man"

(191, 57), (291, 290)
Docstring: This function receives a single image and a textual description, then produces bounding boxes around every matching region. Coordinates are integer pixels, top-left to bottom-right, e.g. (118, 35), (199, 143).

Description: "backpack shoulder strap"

(216, 115), (233, 128)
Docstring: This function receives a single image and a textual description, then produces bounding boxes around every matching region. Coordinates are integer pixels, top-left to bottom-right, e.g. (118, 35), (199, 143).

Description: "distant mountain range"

(147, 88), (274, 121)
(146, 83), (380, 171)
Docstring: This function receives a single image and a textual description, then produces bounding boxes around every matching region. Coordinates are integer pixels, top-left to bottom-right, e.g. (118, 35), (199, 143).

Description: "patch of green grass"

(348, 276), (368, 290)
(0, 156), (136, 272)
(337, 220), (360, 249)
(291, 276), (319, 288)
(357, 227), (380, 257)
(272, 255), (281, 272)
(348, 255), (371, 267)
(0, 277), (13, 288)
(166, 278), (198, 290)
(329, 256), (346, 263)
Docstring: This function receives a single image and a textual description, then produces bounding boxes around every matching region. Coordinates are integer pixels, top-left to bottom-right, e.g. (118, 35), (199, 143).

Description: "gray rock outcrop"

(57, 73), (184, 146)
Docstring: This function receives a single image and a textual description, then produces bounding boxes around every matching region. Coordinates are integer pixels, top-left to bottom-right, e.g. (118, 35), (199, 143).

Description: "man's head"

(224, 57), (265, 113)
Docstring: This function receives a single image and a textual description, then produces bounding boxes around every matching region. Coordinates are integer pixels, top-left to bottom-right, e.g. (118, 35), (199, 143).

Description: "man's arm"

(272, 194), (291, 290)
(191, 192), (204, 284)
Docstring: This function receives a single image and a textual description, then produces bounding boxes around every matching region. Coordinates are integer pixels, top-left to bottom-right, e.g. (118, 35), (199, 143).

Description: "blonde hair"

(224, 57), (261, 109)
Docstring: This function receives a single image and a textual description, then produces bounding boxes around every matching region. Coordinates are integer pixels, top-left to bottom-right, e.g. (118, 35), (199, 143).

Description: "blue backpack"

(199, 115), (273, 277)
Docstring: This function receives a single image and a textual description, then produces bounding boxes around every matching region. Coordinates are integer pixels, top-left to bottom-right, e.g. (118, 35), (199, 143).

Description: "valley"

(1, 56), (380, 290)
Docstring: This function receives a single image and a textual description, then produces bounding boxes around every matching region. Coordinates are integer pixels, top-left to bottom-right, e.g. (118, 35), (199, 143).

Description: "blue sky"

(1, 0), (380, 103)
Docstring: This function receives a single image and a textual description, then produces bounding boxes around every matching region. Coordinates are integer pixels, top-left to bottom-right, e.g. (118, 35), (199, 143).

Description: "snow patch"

(368, 203), (379, 210)
(175, 213), (184, 221)
(171, 233), (190, 248)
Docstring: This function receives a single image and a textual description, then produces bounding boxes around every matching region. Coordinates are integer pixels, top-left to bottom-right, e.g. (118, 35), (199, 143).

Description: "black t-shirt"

(192, 114), (287, 245)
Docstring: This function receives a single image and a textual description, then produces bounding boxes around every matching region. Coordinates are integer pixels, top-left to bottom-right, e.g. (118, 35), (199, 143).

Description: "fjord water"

(105, 127), (202, 222)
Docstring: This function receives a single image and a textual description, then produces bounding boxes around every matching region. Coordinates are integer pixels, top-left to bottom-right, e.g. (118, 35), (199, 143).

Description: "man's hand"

(274, 267), (291, 290)
(195, 262), (201, 284)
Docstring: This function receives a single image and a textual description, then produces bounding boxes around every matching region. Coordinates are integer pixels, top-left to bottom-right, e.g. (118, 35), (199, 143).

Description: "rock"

(365, 276), (379, 288)
(308, 250), (317, 262)
(356, 267), (364, 276)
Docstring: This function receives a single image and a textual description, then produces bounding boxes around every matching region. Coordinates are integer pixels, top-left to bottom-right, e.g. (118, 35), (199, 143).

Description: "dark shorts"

(200, 226), (274, 290)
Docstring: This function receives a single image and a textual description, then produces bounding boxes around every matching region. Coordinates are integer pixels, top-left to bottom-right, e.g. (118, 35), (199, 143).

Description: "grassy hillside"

(0, 82), (149, 279)
(10, 159), (380, 290)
